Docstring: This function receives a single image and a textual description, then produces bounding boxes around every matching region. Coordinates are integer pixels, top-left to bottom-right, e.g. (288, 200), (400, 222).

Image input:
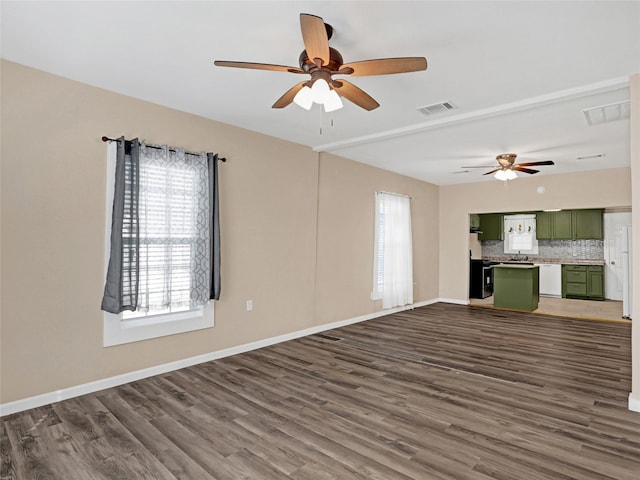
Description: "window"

(372, 192), (413, 309)
(102, 140), (219, 346)
(504, 214), (538, 254)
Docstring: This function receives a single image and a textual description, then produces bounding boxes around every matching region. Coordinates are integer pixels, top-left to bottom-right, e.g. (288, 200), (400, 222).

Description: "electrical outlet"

(246, 299), (253, 311)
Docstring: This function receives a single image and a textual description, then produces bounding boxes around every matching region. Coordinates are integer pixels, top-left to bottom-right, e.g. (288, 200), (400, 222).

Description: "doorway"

(604, 212), (632, 300)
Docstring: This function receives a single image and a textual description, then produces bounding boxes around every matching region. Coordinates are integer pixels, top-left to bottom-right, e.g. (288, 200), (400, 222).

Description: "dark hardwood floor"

(2, 303), (639, 479)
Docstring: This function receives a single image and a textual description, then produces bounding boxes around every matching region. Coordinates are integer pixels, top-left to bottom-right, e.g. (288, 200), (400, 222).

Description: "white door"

(604, 212), (632, 300)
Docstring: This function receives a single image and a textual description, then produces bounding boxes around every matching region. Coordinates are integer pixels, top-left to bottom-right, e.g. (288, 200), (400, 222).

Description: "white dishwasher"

(535, 264), (562, 297)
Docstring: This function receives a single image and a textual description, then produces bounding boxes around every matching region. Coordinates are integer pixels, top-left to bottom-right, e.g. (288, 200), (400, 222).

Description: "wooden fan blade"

(300, 14), (330, 66)
(341, 57), (427, 76)
(517, 160), (555, 167)
(272, 82), (308, 109)
(462, 165), (498, 169)
(483, 169), (500, 176)
(214, 61), (304, 74)
(333, 80), (380, 111)
(514, 167), (540, 174)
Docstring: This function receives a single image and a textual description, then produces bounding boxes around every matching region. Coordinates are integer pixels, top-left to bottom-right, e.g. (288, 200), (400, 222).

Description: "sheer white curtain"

(374, 192), (413, 309)
(135, 143), (210, 314)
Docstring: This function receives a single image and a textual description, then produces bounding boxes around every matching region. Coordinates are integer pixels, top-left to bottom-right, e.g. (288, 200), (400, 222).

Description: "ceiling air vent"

(583, 100), (630, 126)
(417, 101), (457, 116)
(576, 153), (605, 161)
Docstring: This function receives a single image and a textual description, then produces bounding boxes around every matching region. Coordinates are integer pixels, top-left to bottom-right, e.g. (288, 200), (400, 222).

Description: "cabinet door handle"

(611, 261), (616, 265)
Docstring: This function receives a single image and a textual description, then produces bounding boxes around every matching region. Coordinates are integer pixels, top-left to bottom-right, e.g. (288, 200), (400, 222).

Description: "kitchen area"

(469, 208), (633, 321)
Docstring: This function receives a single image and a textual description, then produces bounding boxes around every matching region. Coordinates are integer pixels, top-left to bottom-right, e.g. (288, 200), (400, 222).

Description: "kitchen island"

(493, 264), (539, 311)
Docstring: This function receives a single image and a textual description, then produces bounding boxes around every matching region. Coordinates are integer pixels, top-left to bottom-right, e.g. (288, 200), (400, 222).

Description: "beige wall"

(469, 234), (482, 259)
(0, 61), (440, 404)
(314, 153), (440, 325)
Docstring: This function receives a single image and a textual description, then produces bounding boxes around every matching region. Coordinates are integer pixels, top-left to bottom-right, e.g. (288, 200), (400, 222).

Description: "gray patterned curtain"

(101, 138), (140, 314)
(208, 153), (221, 300)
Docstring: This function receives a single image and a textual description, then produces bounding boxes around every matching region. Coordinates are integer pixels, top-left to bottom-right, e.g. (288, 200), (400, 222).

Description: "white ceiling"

(2, 1), (639, 185)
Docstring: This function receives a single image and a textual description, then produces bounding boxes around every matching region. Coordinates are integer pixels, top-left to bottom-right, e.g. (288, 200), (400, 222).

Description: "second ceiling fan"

(214, 13), (428, 111)
(464, 154), (555, 181)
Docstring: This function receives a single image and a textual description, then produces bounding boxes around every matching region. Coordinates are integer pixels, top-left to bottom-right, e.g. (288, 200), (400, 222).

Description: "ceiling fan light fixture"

(323, 89), (343, 112)
(494, 169), (508, 181)
(293, 81), (343, 112)
(494, 169), (518, 181)
(293, 86), (313, 110)
(311, 78), (331, 104)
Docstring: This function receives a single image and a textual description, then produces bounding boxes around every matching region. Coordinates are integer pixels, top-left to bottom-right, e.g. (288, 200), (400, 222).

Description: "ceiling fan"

(214, 13), (427, 112)
(463, 153), (555, 181)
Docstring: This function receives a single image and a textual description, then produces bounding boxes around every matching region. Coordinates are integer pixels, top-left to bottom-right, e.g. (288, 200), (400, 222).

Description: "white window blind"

(509, 233), (534, 251)
(373, 202), (386, 297)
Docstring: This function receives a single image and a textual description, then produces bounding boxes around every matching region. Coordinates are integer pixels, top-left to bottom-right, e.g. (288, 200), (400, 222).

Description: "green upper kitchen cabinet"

(535, 211), (552, 239)
(573, 209), (604, 240)
(535, 210), (572, 240)
(552, 210), (574, 239)
(478, 214), (503, 241)
(535, 209), (602, 240)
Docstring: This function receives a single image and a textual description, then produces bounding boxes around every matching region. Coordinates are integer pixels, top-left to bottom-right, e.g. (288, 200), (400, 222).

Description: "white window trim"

(102, 142), (214, 347)
(103, 304), (213, 347)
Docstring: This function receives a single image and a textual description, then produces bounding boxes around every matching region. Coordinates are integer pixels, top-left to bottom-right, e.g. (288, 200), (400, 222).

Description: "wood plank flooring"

(2, 303), (639, 479)
(469, 296), (627, 323)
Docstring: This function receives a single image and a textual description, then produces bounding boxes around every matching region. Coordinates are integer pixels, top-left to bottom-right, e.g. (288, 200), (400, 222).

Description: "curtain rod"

(101, 136), (226, 162)
(376, 191), (413, 200)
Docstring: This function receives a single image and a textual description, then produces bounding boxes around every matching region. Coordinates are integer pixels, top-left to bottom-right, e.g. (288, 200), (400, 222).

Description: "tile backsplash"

(482, 239), (604, 261)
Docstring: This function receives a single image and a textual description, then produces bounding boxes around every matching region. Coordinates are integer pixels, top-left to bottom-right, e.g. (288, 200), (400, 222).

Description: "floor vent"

(583, 100), (630, 126)
(417, 101), (457, 116)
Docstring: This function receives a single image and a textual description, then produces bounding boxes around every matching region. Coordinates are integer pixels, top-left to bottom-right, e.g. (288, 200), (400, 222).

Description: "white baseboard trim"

(437, 297), (469, 306)
(629, 392), (640, 413)
(1, 298), (443, 417)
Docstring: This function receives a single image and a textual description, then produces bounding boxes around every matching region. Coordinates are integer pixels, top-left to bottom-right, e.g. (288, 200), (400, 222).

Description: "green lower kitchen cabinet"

(493, 264), (539, 311)
(561, 264), (604, 300)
